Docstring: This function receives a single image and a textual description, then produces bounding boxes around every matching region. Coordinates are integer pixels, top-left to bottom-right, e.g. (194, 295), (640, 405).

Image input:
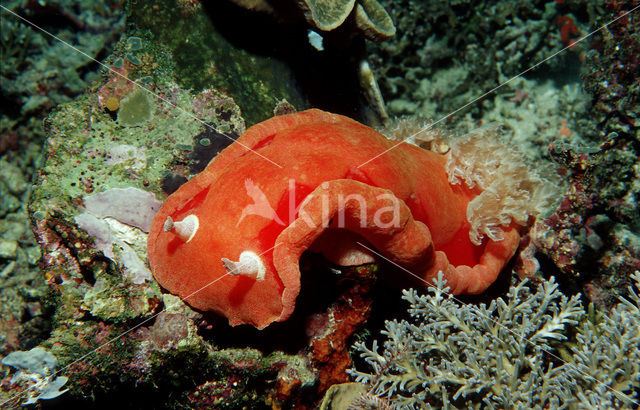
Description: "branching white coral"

(349, 272), (640, 409)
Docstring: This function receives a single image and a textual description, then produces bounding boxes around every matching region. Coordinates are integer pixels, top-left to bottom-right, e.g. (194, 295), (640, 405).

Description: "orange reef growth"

(557, 15), (580, 48)
(147, 109), (554, 329)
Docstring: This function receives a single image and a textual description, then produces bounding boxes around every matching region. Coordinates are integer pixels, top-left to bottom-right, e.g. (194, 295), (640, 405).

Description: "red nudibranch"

(147, 109), (521, 329)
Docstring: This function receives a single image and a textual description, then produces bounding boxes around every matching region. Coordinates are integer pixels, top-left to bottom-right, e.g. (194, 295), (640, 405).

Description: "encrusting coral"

(147, 109), (553, 329)
(1, 347), (68, 405)
(298, 0), (396, 41)
(229, 0), (396, 41)
(348, 271), (640, 408)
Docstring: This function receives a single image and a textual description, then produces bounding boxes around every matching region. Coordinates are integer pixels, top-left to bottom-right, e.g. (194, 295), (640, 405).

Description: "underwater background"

(0, 0), (639, 408)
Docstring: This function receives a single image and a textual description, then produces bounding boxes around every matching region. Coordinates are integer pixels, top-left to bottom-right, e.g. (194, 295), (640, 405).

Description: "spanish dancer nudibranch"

(148, 109), (552, 329)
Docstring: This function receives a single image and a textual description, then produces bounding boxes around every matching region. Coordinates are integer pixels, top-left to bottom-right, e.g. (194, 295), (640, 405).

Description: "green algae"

(30, 84), (234, 217)
(117, 90), (154, 126)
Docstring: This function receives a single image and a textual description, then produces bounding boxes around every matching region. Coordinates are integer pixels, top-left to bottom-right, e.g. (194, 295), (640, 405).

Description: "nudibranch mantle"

(147, 109), (522, 329)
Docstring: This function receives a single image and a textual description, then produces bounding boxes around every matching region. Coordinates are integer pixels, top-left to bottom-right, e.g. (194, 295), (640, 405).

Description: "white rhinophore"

(221, 251), (266, 281)
(163, 214), (199, 243)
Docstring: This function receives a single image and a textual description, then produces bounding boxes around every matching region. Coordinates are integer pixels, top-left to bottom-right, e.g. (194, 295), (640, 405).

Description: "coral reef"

(0, 0), (125, 145)
(349, 272), (640, 408)
(298, 0), (395, 41)
(459, 76), (588, 160)
(15, 75), (321, 406)
(367, 0), (639, 310)
(1, 0), (637, 407)
(0, 145), (51, 357)
(0, 0), (126, 360)
(534, 0), (640, 308)
(368, 0), (592, 122)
